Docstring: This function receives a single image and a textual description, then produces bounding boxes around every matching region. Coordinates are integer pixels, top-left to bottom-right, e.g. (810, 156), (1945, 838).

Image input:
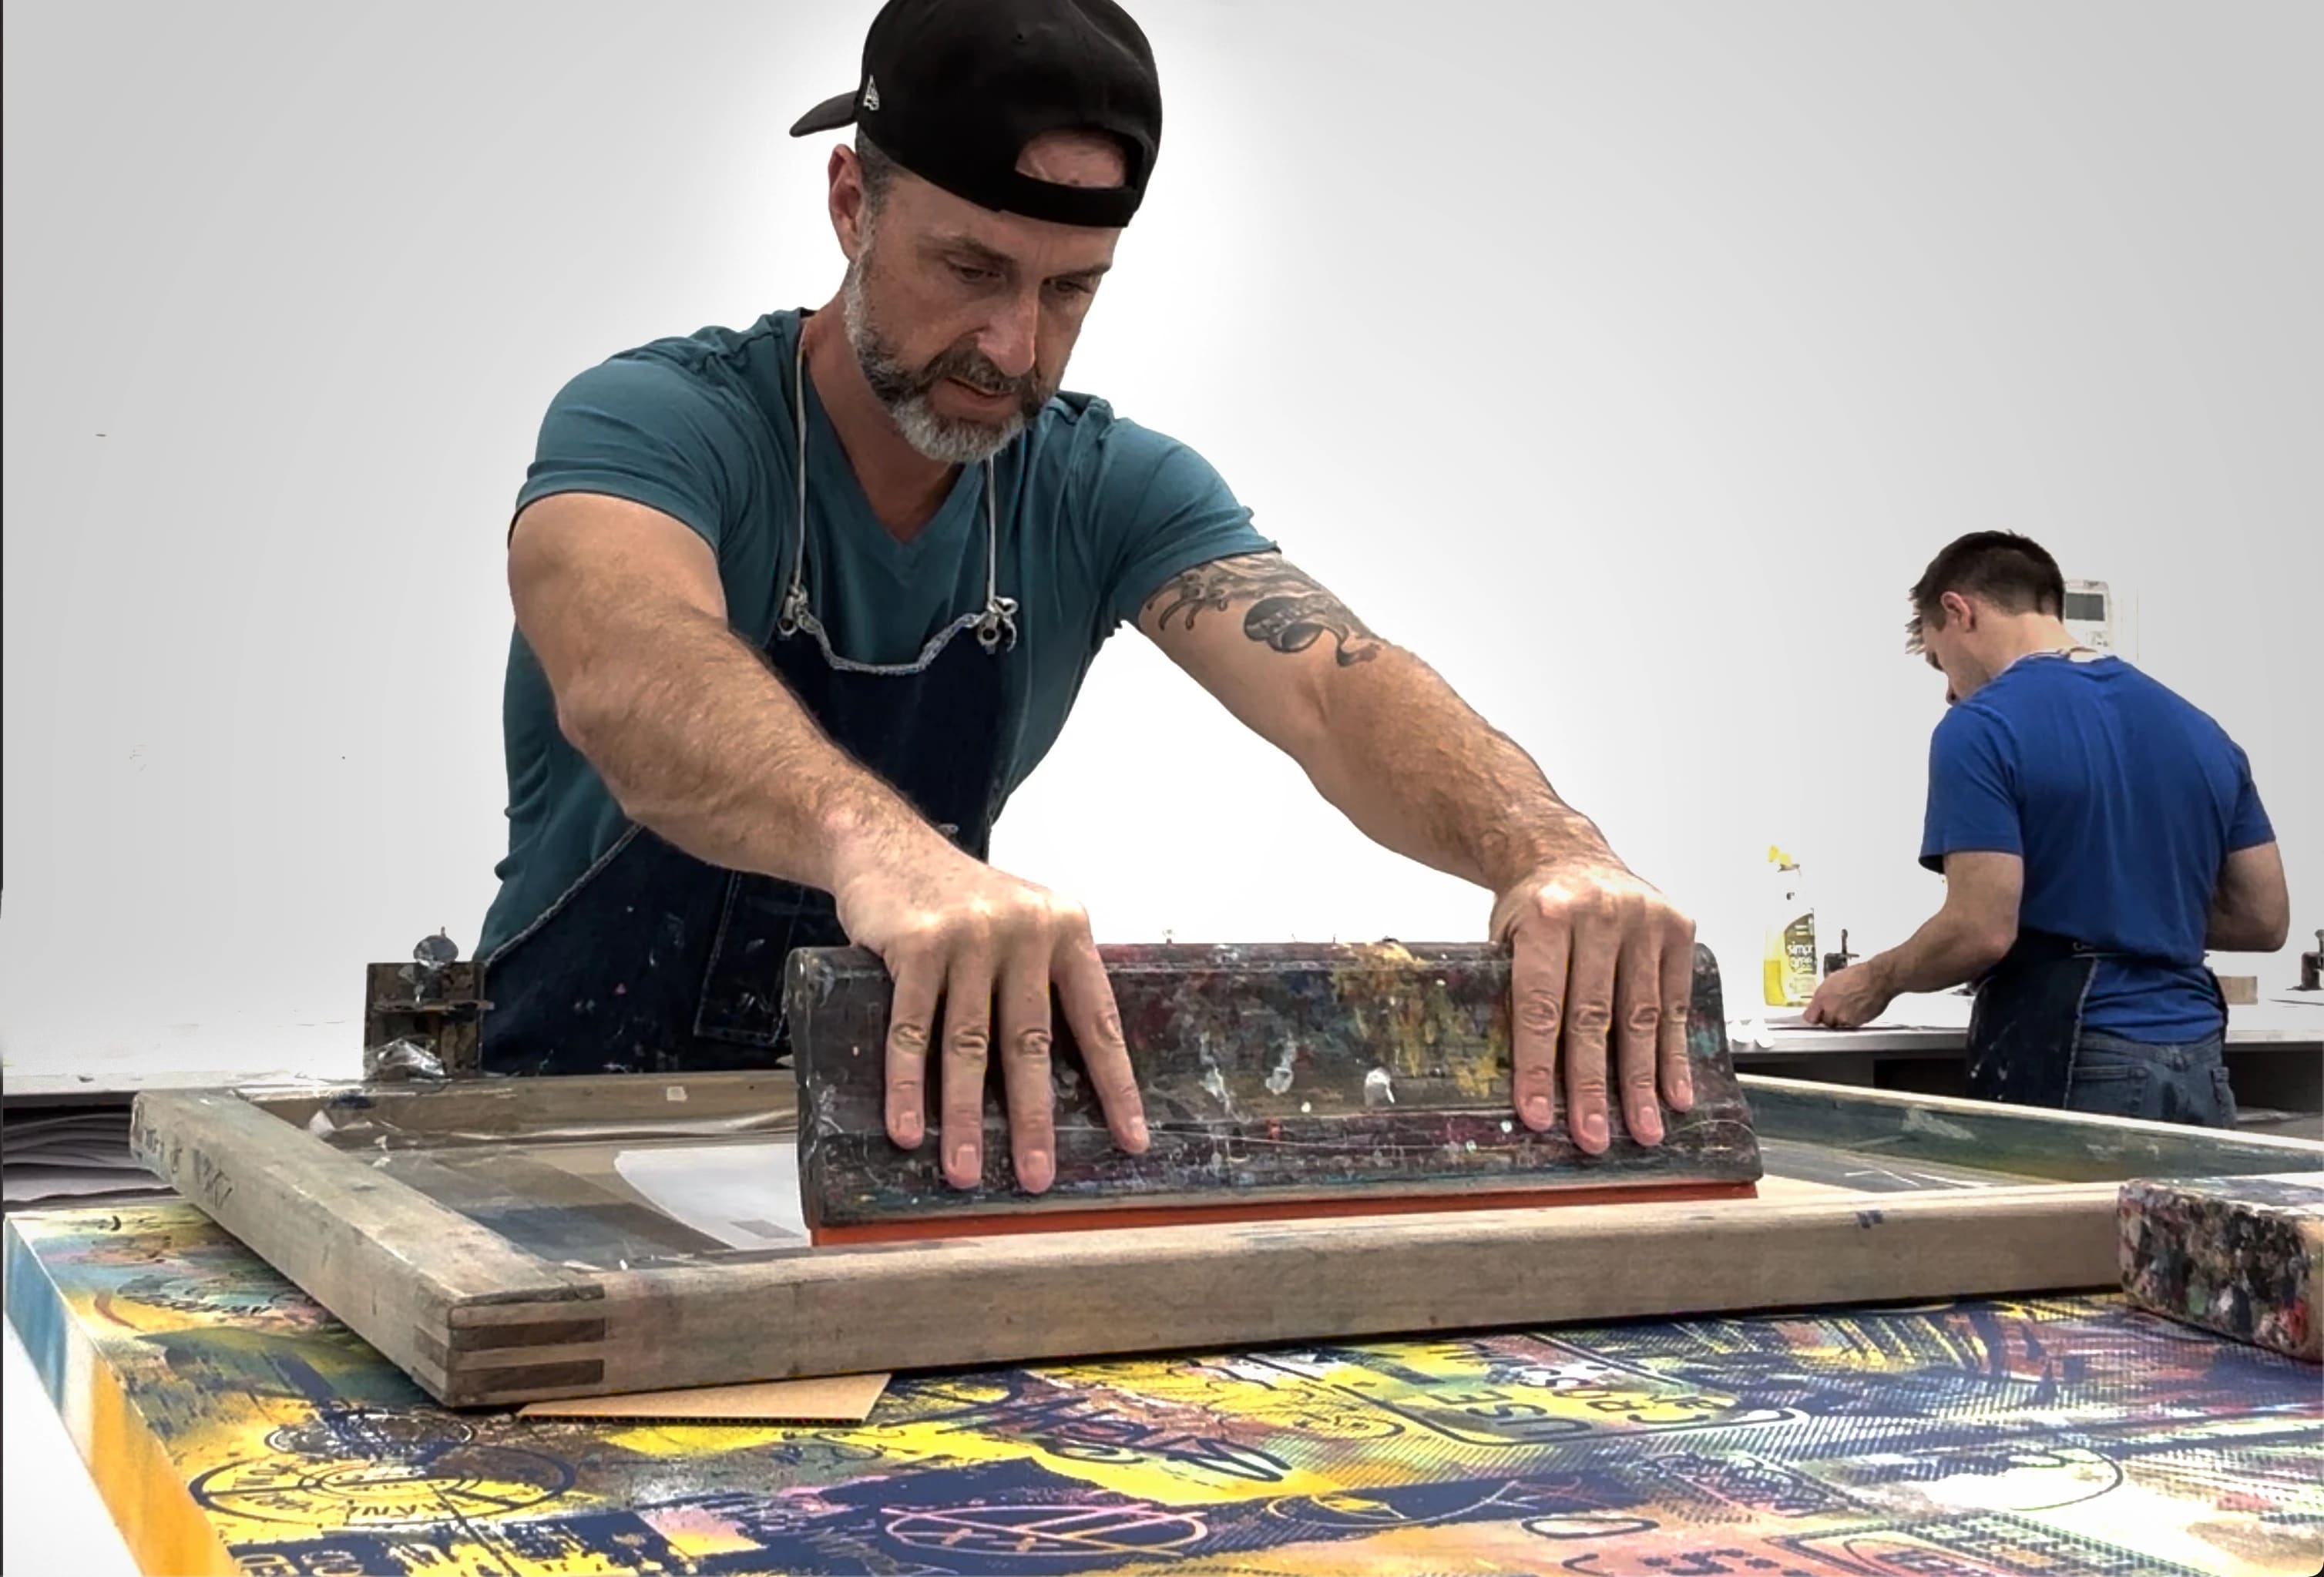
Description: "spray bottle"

(1763, 846), (1819, 1008)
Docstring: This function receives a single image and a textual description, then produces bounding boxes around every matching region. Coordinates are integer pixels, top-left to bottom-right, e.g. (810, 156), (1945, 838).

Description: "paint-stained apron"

(477, 609), (1023, 1076)
(1964, 928), (2226, 1111)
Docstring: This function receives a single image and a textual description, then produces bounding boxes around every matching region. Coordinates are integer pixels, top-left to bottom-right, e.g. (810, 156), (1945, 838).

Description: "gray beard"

(841, 253), (1047, 465)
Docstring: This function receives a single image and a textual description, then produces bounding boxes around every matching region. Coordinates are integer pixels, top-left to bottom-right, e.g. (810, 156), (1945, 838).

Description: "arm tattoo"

(1146, 555), (1384, 667)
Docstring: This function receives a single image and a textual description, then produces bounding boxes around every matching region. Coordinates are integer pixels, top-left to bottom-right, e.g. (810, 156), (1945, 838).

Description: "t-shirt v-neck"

(795, 335), (985, 592)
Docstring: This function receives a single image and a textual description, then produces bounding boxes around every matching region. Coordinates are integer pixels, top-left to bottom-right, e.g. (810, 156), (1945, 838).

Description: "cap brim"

(788, 90), (859, 137)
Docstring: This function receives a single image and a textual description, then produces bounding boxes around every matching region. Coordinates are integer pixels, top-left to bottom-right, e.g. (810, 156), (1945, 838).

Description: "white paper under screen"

(611, 1142), (808, 1251)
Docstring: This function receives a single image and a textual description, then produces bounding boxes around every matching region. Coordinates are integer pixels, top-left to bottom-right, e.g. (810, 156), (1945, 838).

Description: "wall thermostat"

(2064, 579), (2115, 654)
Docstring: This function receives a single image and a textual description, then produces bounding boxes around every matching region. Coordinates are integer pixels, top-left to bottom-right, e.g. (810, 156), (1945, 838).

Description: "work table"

(1729, 992), (2324, 1135)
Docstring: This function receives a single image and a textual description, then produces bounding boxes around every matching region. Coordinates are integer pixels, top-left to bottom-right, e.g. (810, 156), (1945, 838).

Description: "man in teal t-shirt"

(481, 0), (1701, 1199)
(481, 313), (1266, 967)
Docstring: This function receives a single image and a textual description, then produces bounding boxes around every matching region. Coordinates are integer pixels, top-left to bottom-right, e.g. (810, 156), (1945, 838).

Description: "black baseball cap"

(788, 0), (1162, 229)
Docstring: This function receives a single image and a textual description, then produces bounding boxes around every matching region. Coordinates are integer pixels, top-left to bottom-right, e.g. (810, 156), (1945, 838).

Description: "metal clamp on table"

(362, 932), (488, 1081)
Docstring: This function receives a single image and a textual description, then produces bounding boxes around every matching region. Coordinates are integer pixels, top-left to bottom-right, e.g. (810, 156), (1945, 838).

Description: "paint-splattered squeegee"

(784, 940), (1761, 1245)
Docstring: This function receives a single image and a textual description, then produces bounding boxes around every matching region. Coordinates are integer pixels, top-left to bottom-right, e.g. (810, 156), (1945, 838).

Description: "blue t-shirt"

(1919, 654), (2275, 1041)
(479, 308), (1273, 958)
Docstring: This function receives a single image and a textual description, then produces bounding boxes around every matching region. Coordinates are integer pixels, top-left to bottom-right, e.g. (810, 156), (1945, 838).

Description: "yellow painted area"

(851, 1414), (1363, 1505)
(1257, 1339), (1763, 1436)
(1325, 948), (1507, 1102)
(81, 1344), (240, 1577)
(613, 1371), (1400, 1506)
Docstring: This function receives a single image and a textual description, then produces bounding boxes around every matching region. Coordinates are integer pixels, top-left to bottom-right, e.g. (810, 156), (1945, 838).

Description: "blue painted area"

(2, 1220), (73, 1410)
(220, 1460), (1652, 1577)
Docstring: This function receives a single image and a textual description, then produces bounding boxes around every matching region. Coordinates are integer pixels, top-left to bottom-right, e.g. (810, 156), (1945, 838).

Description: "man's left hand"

(1489, 856), (1698, 1154)
(1803, 962), (1895, 1029)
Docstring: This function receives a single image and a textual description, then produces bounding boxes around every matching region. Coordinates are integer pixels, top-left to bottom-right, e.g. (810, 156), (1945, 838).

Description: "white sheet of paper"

(2, 1112), (139, 1168)
(611, 1142), (808, 1251)
(2, 1167), (168, 1204)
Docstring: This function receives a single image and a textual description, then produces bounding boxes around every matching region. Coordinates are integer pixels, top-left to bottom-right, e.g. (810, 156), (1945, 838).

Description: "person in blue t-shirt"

(475, 0), (1703, 1194)
(1805, 532), (2288, 1126)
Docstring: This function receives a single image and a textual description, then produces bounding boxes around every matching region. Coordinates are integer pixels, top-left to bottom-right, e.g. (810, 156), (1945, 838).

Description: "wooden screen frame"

(130, 1072), (2324, 1407)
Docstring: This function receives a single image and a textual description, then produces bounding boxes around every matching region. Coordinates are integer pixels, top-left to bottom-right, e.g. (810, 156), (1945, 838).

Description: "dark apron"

(1964, 928), (2226, 1109)
(477, 611), (1022, 1077)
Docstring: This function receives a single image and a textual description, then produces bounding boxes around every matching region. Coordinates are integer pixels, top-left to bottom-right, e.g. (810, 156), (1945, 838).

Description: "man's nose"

(977, 289), (1042, 379)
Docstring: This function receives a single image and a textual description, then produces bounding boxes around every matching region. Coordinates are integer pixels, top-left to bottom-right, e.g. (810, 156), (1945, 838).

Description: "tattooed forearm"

(1140, 551), (1609, 894)
(1146, 554), (1385, 667)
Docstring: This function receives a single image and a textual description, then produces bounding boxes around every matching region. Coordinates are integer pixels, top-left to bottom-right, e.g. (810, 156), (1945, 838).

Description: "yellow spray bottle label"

(1763, 845), (1818, 1008)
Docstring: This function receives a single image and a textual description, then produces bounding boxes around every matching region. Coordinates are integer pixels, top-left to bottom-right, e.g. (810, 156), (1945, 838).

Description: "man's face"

(838, 138), (1123, 464)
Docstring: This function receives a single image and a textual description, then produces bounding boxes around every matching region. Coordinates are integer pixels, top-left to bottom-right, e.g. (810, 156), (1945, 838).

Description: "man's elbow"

(1964, 918), (2018, 972)
(554, 683), (655, 817)
(2227, 879), (2293, 953)
(555, 682), (619, 762)
(2255, 904), (2292, 953)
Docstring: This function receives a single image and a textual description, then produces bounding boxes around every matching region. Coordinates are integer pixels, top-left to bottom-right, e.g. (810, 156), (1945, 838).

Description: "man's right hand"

(505, 493), (1143, 1184)
(831, 833), (1150, 1194)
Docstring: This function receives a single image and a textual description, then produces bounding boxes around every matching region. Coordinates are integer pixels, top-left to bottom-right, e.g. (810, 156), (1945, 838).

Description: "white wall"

(4, 0), (2316, 1077)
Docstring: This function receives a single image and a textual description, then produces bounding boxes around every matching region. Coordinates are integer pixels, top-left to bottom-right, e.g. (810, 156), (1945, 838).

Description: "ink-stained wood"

(129, 1089), (601, 1402)
(247, 1070), (797, 1149)
(539, 1183), (2131, 1404)
(788, 940), (1761, 1238)
(131, 996), (2324, 1407)
(2119, 1172), (2323, 1361)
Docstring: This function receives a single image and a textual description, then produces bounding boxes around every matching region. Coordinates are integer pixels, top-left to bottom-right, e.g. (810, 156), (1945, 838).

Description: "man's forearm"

(560, 606), (936, 891)
(1298, 645), (1610, 894)
(1862, 907), (2013, 997)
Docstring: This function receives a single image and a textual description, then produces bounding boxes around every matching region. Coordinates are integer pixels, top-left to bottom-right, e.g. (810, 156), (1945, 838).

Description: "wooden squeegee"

(783, 940), (1763, 1246)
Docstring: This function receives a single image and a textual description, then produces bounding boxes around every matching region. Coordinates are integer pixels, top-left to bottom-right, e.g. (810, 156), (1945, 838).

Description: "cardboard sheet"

(516, 1371), (890, 1421)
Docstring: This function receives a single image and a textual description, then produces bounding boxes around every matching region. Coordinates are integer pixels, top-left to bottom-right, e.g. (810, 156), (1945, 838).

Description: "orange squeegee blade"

(808, 1177), (1759, 1247)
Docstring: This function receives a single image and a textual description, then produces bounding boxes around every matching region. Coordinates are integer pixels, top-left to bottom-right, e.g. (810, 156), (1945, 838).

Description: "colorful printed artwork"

(6, 1202), (2321, 1577)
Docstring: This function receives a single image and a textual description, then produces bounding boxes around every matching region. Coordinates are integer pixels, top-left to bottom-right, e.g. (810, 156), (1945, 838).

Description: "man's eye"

(950, 262), (997, 284)
(1049, 278), (1090, 298)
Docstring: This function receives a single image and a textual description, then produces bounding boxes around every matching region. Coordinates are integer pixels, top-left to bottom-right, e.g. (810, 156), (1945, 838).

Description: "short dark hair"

(855, 132), (899, 218)
(1906, 532), (2065, 651)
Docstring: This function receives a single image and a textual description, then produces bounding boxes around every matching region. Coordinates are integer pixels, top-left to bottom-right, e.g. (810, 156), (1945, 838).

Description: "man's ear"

(828, 146), (871, 261)
(1939, 589), (1976, 632)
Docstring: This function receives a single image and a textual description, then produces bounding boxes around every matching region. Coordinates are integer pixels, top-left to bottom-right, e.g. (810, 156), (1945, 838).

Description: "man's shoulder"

(554, 314), (793, 418)
(623, 314), (791, 371)
(1976, 654), (2127, 713)
(2092, 660), (2244, 759)
(1026, 391), (1225, 496)
(1934, 691), (2015, 743)
(2020, 656), (2222, 730)
(1030, 388), (1145, 455)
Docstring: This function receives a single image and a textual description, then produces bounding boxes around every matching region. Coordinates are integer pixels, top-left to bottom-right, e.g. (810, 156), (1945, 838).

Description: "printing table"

(1730, 994), (2324, 1135)
(5, 1199), (2318, 1577)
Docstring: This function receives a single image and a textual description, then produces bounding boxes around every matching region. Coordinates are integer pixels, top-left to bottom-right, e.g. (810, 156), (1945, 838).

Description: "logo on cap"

(862, 75), (881, 112)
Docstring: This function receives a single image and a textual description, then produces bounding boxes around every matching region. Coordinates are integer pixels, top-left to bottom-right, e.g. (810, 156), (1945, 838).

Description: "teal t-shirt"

(479, 308), (1273, 958)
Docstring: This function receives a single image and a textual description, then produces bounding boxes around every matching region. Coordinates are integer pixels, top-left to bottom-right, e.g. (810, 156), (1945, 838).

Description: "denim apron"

(479, 327), (1024, 1076)
(1963, 928), (2227, 1110)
